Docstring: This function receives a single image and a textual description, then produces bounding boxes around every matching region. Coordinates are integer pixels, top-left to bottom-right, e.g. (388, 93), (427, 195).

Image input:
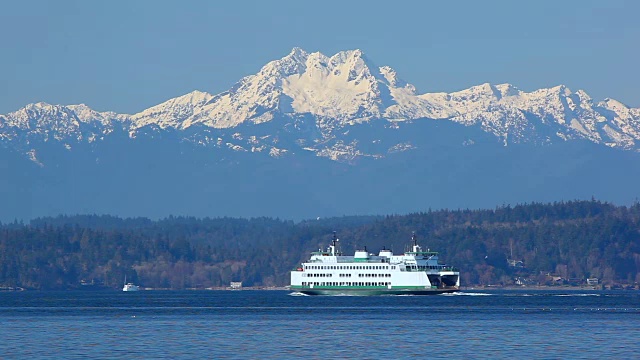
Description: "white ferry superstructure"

(290, 233), (460, 295)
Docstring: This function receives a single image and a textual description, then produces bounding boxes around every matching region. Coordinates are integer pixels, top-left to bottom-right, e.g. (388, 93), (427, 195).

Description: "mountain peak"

(287, 47), (308, 57)
(331, 49), (368, 64)
(2, 48), (640, 154)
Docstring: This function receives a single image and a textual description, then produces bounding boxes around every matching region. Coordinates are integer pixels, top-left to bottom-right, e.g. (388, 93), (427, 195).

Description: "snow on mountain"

(0, 102), (126, 144)
(1, 47), (640, 162)
(131, 90), (213, 130)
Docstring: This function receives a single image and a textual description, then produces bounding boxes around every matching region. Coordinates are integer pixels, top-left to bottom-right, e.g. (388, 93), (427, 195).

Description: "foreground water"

(1, 289), (639, 359)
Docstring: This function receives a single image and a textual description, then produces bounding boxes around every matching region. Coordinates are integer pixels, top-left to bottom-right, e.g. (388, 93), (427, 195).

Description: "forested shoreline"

(1, 200), (639, 290)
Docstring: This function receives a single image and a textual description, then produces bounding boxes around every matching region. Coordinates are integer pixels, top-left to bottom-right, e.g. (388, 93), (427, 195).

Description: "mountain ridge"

(1, 47), (639, 166)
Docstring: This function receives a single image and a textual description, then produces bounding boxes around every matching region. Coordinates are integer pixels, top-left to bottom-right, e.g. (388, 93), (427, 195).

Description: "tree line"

(1, 200), (639, 289)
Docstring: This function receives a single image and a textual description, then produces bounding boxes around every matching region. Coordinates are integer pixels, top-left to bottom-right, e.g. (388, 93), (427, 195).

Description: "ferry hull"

(293, 287), (459, 296)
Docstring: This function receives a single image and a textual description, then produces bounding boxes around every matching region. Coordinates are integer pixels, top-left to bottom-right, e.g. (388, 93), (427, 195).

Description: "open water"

(1, 289), (639, 359)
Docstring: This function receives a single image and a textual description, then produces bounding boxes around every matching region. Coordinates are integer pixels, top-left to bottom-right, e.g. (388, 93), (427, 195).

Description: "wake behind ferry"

(290, 232), (460, 295)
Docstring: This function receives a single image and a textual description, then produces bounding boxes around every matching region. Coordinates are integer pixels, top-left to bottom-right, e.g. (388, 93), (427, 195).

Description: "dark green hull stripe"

(290, 285), (459, 296)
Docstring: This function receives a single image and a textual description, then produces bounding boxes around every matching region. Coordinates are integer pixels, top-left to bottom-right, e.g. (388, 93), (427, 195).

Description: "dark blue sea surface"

(1, 289), (639, 359)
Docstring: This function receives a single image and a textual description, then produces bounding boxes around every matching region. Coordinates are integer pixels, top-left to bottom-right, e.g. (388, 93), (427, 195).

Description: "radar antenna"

(329, 231), (340, 256)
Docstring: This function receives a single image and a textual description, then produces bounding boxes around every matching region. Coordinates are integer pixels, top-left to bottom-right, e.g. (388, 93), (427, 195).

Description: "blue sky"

(1, 0), (638, 114)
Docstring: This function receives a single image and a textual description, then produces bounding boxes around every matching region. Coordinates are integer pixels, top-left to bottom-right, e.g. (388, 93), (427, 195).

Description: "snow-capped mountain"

(2, 48), (640, 164)
(2, 48), (640, 222)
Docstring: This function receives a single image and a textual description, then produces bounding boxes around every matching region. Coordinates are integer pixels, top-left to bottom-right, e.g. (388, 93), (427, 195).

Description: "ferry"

(290, 232), (460, 295)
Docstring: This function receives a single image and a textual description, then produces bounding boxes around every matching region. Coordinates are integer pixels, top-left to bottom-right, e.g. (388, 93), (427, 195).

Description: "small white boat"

(122, 276), (140, 292)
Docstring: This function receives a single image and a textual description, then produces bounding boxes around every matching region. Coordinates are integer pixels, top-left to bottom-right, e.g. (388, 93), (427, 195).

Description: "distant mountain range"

(1, 48), (639, 221)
